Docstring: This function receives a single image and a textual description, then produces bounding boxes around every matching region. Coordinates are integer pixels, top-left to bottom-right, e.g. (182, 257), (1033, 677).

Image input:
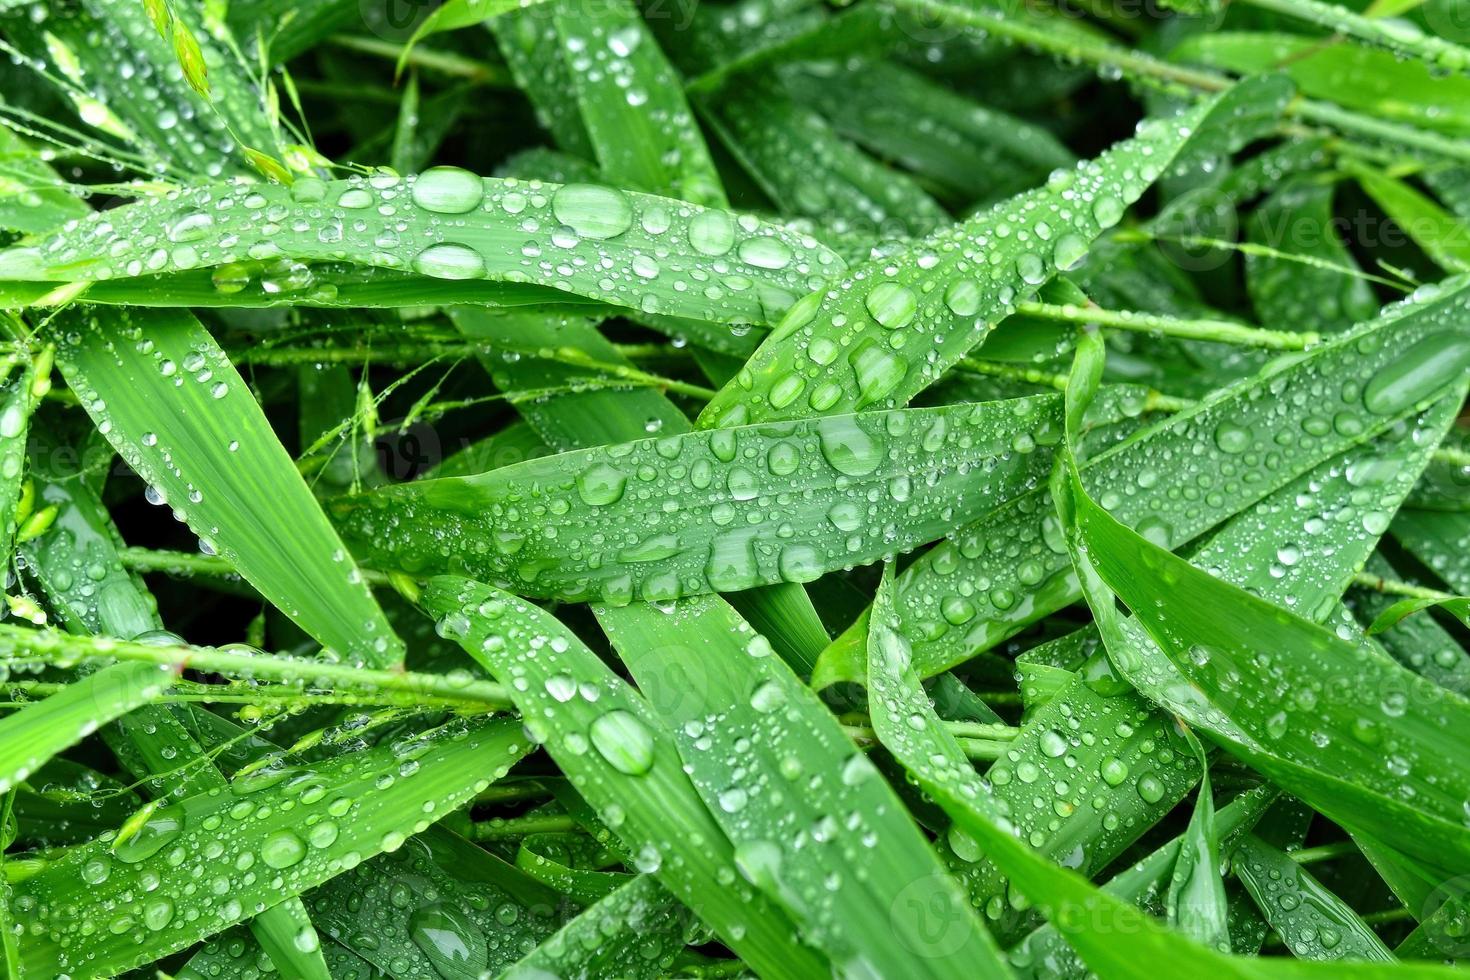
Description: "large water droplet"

(412, 167), (484, 214)
(551, 184), (633, 239)
(589, 710), (655, 775)
(409, 902), (488, 979)
(412, 243), (486, 280)
(1363, 334), (1470, 415)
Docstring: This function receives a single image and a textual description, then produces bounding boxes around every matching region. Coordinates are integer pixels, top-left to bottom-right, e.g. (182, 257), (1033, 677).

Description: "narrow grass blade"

(1172, 32), (1470, 137)
(545, 0), (726, 207)
(1246, 179), (1379, 333)
(11, 716), (532, 976)
(0, 125), (90, 235)
(0, 660), (170, 795)
(22, 427), (334, 978)
(698, 76), (1292, 426)
(1167, 735), (1230, 951)
(1008, 786), (1280, 978)
(45, 305), (402, 666)
(1232, 834), (1396, 962)
(449, 308), (687, 453)
(0, 0), (283, 176)
(1066, 451), (1470, 880)
(1, 176), (842, 327)
(780, 59), (1075, 205)
(1229, 0), (1470, 74)
(306, 825), (570, 978)
(596, 594), (1011, 978)
(1393, 508), (1470, 592)
(333, 396), (1060, 602)
(1356, 170), (1470, 273)
(703, 77), (949, 237)
(501, 874), (688, 979)
(422, 575), (831, 979)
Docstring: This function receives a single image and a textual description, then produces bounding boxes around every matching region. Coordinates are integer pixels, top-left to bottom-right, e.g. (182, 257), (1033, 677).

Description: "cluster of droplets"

(10, 169), (842, 328)
(340, 397), (1058, 604)
(305, 831), (563, 978)
(13, 721), (510, 974)
(703, 111), (1194, 427)
(887, 291), (1470, 678)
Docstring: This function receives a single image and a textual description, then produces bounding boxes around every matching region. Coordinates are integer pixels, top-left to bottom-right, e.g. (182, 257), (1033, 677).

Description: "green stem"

(1289, 841), (1360, 865)
(1233, 0), (1470, 72)
(470, 813), (581, 840)
(842, 723), (1012, 761)
(1020, 301), (1320, 350)
(0, 625), (514, 710)
(328, 35), (513, 86)
(1351, 571), (1456, 603)
(885, 0), (1470, 163)
(1433, 445), (1470, 468)
(958, 358), (1194, 413)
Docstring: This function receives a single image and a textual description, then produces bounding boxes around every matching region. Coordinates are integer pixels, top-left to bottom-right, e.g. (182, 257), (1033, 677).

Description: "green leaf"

(1065, 438), (1470, 881)
(11, 715), (531, 975)
(0, 175), (842, 327)
(544, 0), (727, 207)
(814, 274), (1470, 688)
(0, 0), (283, 176)
(0, 660), (170, 795)
(45, 306), (402, 666)
(596, 595), (1010, 978)
(421, 575), (831, 979)
(1356, 170), (1470, 274)
(1232, 834), (1397, 962)
(1246, 179), (1379, 333)
(779, 59), (1075, 205)
(333, 396), (1060, 603)
(864, 565), (1441, 979)
(697, 75), (1292, 426)
(306, 825), (570, 978)
(501, 874), (688, 979)
(1166, 735), (1230, 952)
(1172, 33), (1470, 137)
(703, 77), (949, 237)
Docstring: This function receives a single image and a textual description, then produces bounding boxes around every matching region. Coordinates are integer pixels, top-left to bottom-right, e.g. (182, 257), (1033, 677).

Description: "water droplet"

(550, 184), (633, 239)
(412, 167), (484, 214)
(412, 243), (485, 280)
(409, 902), (488, 979)
(589, 710), (655, 775)
(261, 829), (307, 869)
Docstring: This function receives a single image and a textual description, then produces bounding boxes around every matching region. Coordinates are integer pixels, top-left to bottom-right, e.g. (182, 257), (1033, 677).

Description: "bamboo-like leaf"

(501, 874), (688, 979)
(0, 660), (171, 795)
(1246, 179), (1379, 333)
(814, 275), (1470, 688)
(0, 175), (842, 326)
(306, 825), (571, 979)
(1166, 735), (1230, 952)
(333, 396), (1060, 603)
(1065, 441), (1470, 880)
(698, 76), (1292, 426)
(422, 575), (831, 979)
(864, 566), (1443, 979)
(0, 0), (283, 176)
(703, 77), (949, 238)
(45, 305), (402, 665)
(780, 59), (1075, 205)
(1356, 170), (1470, 273)
(1232, 834), (1397, 962)
(1172, 33), (1470, 137)
(596, 594), (1011, 978)
(10, 716), (532, 976)
(544, 0), (727, 207)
